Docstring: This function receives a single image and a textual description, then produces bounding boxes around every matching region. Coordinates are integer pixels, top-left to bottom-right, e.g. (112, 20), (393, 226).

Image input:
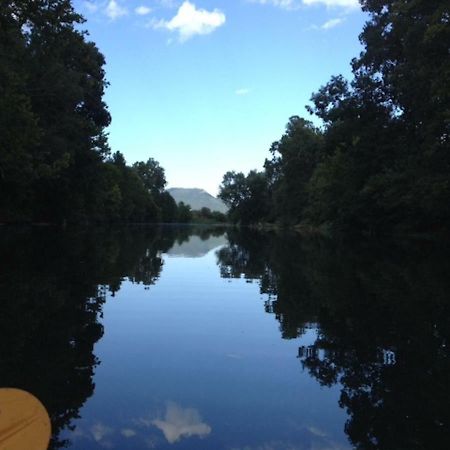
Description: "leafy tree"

(0, 0), (112, 223)
(190, 207), (228, 224)
(306, 0), (450, 232)
(133, 158), (167, 196)
(109, 152), (159, 222)
(219, 1), (450, 234)
(133, 158), (184, 222)
(264, 116), (323, 224)
(159, 191), (178, 223)
(218, 171), (248, 212)
(0, 1), (174, 225)
(0, 1), (40, 221)
(211, 210), (227, 223)
(177, 201), (193, 223)
(219, 170), (269, 224)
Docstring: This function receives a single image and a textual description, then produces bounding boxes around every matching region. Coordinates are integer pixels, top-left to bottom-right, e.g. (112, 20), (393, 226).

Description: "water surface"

(0, 227), (448, 449)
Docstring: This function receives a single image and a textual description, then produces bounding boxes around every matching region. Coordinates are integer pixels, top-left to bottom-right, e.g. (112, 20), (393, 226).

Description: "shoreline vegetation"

(1, 1), (216, 226)
(217, 1), (449, 236)
(2, 220), (448, 245)
(1, 1), (449, 236)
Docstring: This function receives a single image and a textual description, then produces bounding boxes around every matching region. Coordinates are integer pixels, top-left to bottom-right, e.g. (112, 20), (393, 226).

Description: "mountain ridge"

(168, 188), (227, 213)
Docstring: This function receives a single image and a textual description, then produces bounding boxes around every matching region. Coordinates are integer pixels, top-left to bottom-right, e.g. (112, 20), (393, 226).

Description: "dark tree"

(0, 1), (174, 225)
(264, 116), (323, 224)
(219, 1), (450, 234)
(219, 170), (270, 224)
(177, 201), (193, 223)
(133, 158), (167, 196)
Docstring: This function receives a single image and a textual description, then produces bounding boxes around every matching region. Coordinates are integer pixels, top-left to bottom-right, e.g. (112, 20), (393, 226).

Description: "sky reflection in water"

(0, 227), (448, 450)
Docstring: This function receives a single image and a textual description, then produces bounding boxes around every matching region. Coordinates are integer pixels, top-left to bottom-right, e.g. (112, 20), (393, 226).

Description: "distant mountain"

(166, 235), (227, 258)
(168, 188), (228, 213)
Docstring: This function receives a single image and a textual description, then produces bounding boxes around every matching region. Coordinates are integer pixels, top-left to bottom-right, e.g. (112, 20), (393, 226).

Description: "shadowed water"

(0, 226), (448, 450)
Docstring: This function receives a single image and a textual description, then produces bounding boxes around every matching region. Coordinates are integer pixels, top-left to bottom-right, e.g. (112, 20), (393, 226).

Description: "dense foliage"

(219, 0), (450, 233)
(191, 206), (228, 224)
(0, 0), (183, 224)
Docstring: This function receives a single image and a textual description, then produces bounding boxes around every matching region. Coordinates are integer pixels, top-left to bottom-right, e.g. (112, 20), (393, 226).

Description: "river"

(0, 226), (448, 450)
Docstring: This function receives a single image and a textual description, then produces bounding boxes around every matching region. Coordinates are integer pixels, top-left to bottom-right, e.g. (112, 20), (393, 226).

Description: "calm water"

(0, 226), (449, 450)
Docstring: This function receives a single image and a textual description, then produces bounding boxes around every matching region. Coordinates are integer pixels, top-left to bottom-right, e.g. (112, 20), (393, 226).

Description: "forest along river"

(0, 226), (449, 450)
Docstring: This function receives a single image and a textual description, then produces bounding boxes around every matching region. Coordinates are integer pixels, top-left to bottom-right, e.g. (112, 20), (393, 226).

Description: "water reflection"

(217, 229), (450, 450)
(167, 235), (227, 258)
(0, 226), (448, 449)
(90, 422), (114, 445)
(151, 402), (211, 444)
(0, 225), (225, 449)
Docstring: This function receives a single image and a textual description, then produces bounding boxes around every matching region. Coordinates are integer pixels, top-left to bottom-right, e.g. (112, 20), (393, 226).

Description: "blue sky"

(74, 0), (366, 195)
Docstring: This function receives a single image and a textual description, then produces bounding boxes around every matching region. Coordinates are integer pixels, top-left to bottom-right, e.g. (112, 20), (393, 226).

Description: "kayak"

(0, 388), (50, 450)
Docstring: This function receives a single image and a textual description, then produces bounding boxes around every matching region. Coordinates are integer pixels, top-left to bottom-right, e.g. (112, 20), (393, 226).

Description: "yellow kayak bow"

(0, 388), (50, 450)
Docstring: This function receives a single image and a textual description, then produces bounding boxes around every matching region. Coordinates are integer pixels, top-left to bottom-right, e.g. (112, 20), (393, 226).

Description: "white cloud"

(121, 428), (137, 438)
(308, 16), (345, 30)
(91, 423), (114, 442)
(105, 0), (128, 20)
(151, 402), (211, 444)
(235, 88), (250, 96)
(153, 1), (226, 42)
(83, 1), (98, 13)
(321, 17), (344, 28)
(249, 0), (359, 9)
(248, 0), (301, 10)
(302, 0), (359, 8)
(135, 5), (152, 16)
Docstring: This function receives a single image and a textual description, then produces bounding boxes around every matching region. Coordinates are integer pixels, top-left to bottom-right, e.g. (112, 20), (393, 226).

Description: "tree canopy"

(219, 0), (450, 234)
(0, 0), (185, 224)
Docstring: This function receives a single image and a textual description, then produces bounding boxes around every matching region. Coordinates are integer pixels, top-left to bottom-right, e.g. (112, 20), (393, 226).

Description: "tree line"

(219, 0), (449, 234)
(0, 0), (200, 224)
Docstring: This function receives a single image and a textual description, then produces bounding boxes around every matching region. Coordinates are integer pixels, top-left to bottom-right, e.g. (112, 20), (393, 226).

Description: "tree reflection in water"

(217, 229), (450, 450)
(0, 225), (225, 449)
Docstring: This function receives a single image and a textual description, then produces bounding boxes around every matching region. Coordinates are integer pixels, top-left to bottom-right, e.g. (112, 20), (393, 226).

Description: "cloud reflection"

(91, 422), (113, 442)
(121, 428), (137, 438)
(151, 401), (211, 443)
